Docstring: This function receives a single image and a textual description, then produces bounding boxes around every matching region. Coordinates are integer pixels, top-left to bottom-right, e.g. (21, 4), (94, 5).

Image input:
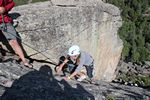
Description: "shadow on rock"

(1, 65), (94, 100)
(8, 12), (21, 20)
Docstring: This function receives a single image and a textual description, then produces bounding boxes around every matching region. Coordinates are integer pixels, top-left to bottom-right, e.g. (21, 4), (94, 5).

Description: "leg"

(85, 63), (97, 83)
(8, 39), (26, 63)
(2, 23), (32, 68)
(85, 64), (94, 79)
(76, 71), (85, 76)
(8, 40), (32, 68)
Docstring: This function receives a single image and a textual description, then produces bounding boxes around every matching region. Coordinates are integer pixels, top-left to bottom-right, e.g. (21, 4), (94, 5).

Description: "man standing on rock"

(0, 0), (32, 68)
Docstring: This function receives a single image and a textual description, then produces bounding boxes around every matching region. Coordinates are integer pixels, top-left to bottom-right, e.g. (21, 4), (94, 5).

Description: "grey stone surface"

(115, 60), (150, 87)
(0, 59), (149, 100)
(1, 1), (123, 81)
(144, 61), (150, 67)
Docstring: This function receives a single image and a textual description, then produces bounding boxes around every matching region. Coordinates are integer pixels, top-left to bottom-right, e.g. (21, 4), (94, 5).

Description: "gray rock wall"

(0, 61), (149, 100)
(5, 1), (122, 81)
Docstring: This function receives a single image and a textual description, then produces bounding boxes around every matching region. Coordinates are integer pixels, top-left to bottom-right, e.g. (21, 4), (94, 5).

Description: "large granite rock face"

(0, 60), (149, 100)
(5, 0), (122, 81)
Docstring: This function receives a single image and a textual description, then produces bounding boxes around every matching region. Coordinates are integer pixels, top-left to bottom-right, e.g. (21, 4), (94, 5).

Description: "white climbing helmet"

(68, 45), (80, 56)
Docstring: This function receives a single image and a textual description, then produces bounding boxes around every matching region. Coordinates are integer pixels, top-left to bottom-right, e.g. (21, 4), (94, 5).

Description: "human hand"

(0, 7), (5, 14)
(64, 58), (69, 64)
(63, 76), (70, 81)
(56, 66), (62, 74)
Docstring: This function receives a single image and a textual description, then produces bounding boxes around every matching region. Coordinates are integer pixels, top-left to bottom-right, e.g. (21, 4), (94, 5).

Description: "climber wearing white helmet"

(56, 45), (94, 82)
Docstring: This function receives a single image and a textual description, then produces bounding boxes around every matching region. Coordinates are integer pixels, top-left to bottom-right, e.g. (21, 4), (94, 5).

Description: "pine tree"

(107, 0), (150, 62)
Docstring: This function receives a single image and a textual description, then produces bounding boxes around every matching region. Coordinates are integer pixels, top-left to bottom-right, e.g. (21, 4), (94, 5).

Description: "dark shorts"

(85, 61), (94, 79)
(1, 23), (17, 40)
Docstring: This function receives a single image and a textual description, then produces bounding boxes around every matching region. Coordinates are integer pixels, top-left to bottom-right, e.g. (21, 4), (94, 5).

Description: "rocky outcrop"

(114, 60), (150, 87)
(0, 60), (149, 100)
(1, 0), (123, 81)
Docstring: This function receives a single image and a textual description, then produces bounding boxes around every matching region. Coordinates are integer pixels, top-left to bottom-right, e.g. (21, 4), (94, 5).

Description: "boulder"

(2, 0), (123, 81)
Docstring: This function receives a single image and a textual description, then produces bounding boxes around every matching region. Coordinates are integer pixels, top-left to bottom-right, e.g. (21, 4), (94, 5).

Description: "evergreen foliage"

(32, 0), (48, 3)
(13, 0), (48, 6)
(107, 0), (150, 62)
(13, 0), (28, 6)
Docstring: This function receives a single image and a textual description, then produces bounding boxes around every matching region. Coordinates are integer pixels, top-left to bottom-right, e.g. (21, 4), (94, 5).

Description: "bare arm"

(67, 71), (78, 79)
(56, 58), (69, 74)
(0, 7), (5, 14)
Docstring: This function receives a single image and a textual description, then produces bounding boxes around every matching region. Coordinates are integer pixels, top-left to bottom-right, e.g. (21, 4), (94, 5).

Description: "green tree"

(13, 0), (28, 6)
(13, 0), (48, 6)
(107, 0), (150, 62)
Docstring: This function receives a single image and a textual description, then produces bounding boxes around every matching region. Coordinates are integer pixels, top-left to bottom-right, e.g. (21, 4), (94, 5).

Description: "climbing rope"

(0, 12), (104, 66)
(0, 14), (67, 66)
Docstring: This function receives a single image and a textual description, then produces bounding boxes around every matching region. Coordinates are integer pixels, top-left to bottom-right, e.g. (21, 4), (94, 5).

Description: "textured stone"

(51, 0), (102, 6)
(2, 1), (123, 81)
(0, 61), (150, 100)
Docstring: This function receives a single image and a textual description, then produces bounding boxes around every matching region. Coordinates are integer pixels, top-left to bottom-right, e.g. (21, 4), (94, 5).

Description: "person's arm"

(65, 53), (85, 80)
(66, 71), (78, 79)
(65, 63), (84, 80)
(0, 7), (5, 14)
(3, 0), (15, 13)
(56, 58), (68, 74)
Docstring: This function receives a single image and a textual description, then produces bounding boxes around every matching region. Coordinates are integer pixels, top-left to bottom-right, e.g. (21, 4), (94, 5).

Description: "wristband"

(67, 76), (71, 79)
